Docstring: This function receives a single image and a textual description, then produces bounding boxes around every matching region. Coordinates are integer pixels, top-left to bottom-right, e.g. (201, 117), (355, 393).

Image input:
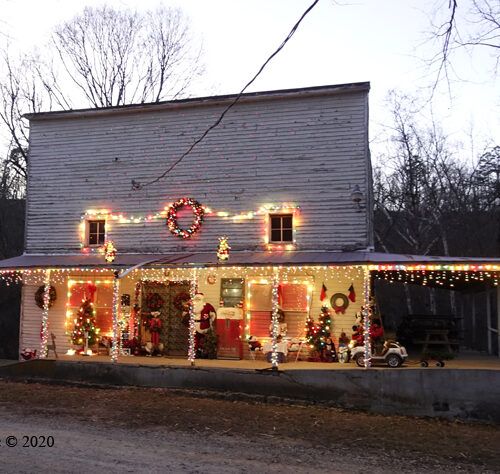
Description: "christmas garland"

(147, 292), (164, 310)
(173, 292), (190, 311)
(34, 285), (57, 309)
(167, 198), (204, 239)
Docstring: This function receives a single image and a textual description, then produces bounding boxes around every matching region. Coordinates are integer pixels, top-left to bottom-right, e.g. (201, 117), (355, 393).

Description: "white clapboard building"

(1, 82), (498, 364)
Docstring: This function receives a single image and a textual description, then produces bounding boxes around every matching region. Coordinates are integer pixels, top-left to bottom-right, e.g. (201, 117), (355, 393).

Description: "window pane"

(89, 234), (97, 245)
(97, 232), (105, 245)
(282, 215), (292, 228)
(89, 222), (98, 233)
(271, 229), (281, 242)
(282, 229), (293, 241)
(270, 216), (281, 229)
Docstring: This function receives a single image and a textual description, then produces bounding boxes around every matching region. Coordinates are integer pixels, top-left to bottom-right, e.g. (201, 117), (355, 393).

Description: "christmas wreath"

(147, 292), (164, 311)
(166, 198), (205, 239)
(34, 285), (57, 309)
(330, 293), (349, 314)
(173, 292), (190, 311)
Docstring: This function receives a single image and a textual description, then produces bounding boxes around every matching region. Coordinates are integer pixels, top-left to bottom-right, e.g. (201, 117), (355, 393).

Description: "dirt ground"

(0, 380), (499, 473)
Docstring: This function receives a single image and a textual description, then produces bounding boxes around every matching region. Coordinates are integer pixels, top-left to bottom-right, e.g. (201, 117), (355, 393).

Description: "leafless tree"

(430, 0), (500, 85)
(51, 5), (203, 108)
(0, 5), (204, 196)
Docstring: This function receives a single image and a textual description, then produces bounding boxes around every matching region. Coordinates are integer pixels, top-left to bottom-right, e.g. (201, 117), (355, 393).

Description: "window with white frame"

(269, 213), (293, 243)
(87, 220), (106, 246)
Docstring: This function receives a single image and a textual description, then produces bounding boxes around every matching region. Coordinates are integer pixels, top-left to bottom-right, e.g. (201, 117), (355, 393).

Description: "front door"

(141, 281), (189, 356)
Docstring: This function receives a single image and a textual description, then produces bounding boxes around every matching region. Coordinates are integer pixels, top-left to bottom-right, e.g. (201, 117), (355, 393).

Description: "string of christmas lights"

(362, 268), (372, 369)
(38, 270), (51, 359)
(270, 275), (280, 370)
(187, 272), (198, 365)
(111, 276), (120, 362)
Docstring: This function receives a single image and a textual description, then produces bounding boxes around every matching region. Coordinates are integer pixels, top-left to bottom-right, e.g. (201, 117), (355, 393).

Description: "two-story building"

(0, 82), (498, 363)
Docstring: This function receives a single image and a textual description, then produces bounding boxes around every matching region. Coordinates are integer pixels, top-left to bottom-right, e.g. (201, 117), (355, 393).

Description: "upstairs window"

(269, 214), (293, 243)
(87, 220), (106, 246)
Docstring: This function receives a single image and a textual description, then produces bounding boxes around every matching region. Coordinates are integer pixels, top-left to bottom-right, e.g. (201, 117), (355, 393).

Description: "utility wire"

(132, 0), (320, 191)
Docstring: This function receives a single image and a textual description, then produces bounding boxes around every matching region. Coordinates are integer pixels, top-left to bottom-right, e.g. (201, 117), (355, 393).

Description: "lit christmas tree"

(305, 306), (332, 354)
(71, 298), (99, 348)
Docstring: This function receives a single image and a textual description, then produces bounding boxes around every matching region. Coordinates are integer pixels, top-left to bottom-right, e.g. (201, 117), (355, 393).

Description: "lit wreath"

(206, 273), (217, 285)
(147, 293), (164, 311)
(330, 293), (349, 314)
(34, 285), (57, 309)
(173, 292), (190, 311)
(167, 198), (205, 239)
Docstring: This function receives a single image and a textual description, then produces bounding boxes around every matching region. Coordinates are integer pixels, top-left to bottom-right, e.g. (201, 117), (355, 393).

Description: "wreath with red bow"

(173, 292), (190, 311)
(147, 292), (164, 311)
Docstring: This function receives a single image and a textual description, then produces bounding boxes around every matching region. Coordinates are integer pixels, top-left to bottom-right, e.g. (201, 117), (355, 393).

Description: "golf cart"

(350, 339), (408, 368)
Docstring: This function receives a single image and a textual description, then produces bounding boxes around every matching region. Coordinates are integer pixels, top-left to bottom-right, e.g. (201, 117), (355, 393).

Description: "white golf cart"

(350, 339), (408, 368)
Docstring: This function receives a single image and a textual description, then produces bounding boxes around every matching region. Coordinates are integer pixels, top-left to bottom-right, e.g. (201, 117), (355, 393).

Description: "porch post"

(486, 290), (492, 355)
(188, 269), (198, 366)
(270, 271), (280, 371)
(111, 271), (120, 362)
(362, 267), (372, 369)
(38, 269), (51, 359)
(497, 285), (500, 358)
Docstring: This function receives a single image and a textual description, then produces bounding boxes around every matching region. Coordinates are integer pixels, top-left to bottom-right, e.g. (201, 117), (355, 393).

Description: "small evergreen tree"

(305, 307), (332, 354)
(71, 298), (98, 347)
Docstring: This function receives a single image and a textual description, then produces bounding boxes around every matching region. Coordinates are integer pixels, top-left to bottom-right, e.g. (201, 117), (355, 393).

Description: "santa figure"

(192, 293), (216, 350)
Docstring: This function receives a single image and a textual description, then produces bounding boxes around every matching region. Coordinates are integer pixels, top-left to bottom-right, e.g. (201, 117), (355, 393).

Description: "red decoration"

(147, 293), (164, 310)
(87, 283), (97, 303)
(150, 316), (162, 345)
(348, 284), (356, 303)
(320, 283), (327, 301)
(167, 198), (205, 239)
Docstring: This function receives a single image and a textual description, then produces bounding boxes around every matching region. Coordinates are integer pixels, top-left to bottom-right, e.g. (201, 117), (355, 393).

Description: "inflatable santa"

(192, 293), (216, 350)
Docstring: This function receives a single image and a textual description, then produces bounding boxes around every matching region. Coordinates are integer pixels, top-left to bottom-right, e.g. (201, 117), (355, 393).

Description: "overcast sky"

(2, 0), (499, 160)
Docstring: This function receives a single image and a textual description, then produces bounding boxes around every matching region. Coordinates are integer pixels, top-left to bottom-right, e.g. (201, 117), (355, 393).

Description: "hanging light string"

(362, 267), (372, 369)
(38, 269), (52, 359)
(132, 0), (320, 190)
(187, 269), (198, 366)
(111, 273), (120, 362)
(270, 272), (280, 370)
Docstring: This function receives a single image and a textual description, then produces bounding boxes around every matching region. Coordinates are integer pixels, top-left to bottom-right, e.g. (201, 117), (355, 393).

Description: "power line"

(132, 0), (320, 191)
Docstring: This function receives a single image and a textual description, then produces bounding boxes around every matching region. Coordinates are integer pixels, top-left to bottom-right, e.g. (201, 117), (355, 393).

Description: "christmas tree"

(305, 306), (332, 354)
(71, 298), (99, 347)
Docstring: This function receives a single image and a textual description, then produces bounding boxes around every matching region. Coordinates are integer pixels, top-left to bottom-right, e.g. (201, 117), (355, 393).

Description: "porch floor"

(48, 351), (500, 370)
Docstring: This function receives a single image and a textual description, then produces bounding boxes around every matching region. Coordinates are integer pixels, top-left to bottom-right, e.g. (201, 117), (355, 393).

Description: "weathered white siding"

(25, 85), (371, 254)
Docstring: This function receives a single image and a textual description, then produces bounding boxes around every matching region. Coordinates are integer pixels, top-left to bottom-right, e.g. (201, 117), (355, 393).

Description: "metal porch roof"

(0, 251), (498, 270)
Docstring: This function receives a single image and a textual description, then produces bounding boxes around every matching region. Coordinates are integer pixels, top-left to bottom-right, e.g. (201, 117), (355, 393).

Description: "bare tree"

(430, 0), (500, 85)
(0, 5), (204, 196)
(51, 5), (203, 108)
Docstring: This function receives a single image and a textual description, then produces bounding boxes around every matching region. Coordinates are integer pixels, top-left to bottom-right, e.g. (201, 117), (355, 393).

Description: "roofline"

(24, 82), (370, 121)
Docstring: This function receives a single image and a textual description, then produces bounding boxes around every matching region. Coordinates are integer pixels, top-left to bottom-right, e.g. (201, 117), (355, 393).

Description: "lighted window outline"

(264, 207), (298, 250)
(65, 278), (114, 338)
(245, 277), (313, 340)
(80, 211), (110, 253)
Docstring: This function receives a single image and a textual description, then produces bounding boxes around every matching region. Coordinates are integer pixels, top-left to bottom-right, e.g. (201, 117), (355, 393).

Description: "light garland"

(270, 275), (280, 370)
(167, 198), (205, 239)
(38, 269), (51, 359)
(111, 275), (120, 362)
(187, 273), (198, 365)
(362, 268), (371, 369)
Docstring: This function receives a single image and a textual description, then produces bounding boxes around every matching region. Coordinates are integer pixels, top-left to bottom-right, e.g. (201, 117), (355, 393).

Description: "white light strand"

(38, 269), (51, 359)
(270, 273), (280, 370)
(188, 270), (198, 366)
(363, 267), (372, 369)
(111, 275), (120, 362)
